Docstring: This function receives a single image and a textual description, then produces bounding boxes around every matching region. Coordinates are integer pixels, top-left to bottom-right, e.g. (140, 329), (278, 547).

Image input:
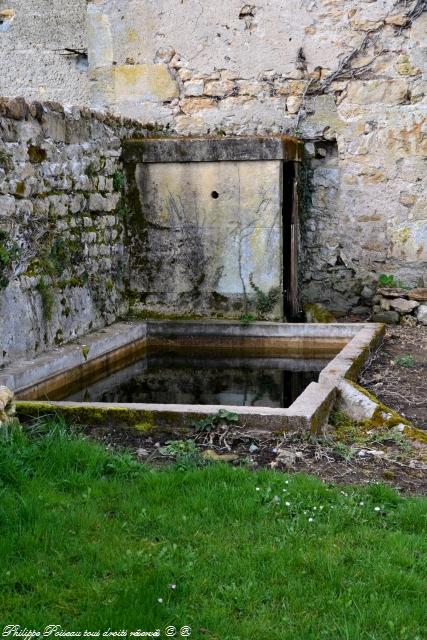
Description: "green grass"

(0, 419), (426, 639)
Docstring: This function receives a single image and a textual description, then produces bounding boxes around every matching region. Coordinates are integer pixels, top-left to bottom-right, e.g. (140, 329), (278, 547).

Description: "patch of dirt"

(83, 418), (427, 495)
(359, 325), (427, 430)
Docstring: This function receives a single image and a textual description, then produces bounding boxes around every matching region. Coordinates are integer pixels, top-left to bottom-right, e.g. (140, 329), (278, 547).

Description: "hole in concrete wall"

(211, 190), (219, 199)
(239, 5), (256, 30)
(314, 140), (338, 159)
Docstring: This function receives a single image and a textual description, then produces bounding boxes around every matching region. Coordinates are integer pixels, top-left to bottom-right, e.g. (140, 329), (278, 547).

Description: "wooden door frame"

(282, 161), (299, 320)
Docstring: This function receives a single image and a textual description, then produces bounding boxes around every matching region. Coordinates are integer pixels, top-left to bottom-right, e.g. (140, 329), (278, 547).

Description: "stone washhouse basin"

(2, 320), (385, 437)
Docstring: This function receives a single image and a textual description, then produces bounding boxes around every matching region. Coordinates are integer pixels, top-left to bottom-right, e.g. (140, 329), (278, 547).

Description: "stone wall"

(0, 0), (89, 106)
(1, 0), (426, 319)
(85, 0), (427, 315)
(0, 97), (146, 367)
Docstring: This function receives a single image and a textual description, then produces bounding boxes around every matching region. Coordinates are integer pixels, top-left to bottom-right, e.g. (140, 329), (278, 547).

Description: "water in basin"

(55, 348), (327, 408)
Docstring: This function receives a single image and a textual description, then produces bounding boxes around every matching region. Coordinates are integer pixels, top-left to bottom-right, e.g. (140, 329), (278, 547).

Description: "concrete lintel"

(122, 136), (304, 164)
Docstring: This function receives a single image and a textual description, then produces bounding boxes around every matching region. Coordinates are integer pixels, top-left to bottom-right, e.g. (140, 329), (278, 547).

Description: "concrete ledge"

(17, 400), (299, 435)
(319, 324), (385, 384)
(337, 380), (378, 421)
(1, 322), (147, 396)
(289, 381), (337, 433)
(123, 136), (304, 164)
(147, 320), (363, 338)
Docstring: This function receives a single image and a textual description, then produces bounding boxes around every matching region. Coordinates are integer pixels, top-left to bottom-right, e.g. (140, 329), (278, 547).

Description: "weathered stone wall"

(86, 0), (427, 315)
(0, 97), (146, 367)
(0, 0), (89, 106)
(1, 0), (426, 318)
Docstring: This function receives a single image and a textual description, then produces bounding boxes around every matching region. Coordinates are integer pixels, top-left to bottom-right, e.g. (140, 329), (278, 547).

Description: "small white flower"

(319, 506), (324, 510)
(285, 501), (291, 507)
(158, 598), (163, 603)
(313, 506), (317, 510)
(256, 487), (260, 491)
(282, 489), (287, 492)
(308, 517), (314, 522)
(374, 507), (381, 512)
(285, 480), (289, 484)
(170, 584), (176, 590)
(359, 501), (364, 506)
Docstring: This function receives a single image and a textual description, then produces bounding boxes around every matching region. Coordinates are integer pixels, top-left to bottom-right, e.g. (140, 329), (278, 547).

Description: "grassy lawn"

(0, 419), (426, 639)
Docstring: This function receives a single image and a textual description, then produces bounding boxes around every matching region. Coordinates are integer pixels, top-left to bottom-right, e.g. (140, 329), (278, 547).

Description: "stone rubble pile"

(372, 287), (427, 325)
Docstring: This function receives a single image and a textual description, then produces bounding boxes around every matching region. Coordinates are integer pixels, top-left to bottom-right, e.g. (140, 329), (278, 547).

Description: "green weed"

(113, 171), (125, 192)
(240, 312), (256, 326)
(393, 354), (415, 368)
(192, 409), (239, 433)
(378, 274), (410, 289)
(0, 230), (20, 289)
(160, 439), (205, 470)
(36, 276), (54, 321)
(84, 162), (97, 178)
(249, 273), (280, 319)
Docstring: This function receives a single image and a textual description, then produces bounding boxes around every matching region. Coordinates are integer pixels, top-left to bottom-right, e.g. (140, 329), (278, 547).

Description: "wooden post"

(282, 162), (299, 320)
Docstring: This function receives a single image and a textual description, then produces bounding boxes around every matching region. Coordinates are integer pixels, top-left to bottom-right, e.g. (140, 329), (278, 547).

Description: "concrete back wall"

(0, 0), (89, 106)
(132, 159), (283, 317)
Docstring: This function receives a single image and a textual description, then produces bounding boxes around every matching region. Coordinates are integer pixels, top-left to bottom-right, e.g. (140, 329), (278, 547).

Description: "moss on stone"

(16, 401), (159, 431)
(345, 344), (373, 381)
(28, 145), (47, 163)
(338, 380), (427, 445)
(403, 425), (427, 444)
(304, 303), (336, 323)
(0, 149), (12, 171)
(15, 181), (25, 197)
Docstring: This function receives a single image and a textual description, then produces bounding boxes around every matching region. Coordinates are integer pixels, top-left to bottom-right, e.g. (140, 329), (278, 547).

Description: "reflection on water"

(60, 350), (328, 408)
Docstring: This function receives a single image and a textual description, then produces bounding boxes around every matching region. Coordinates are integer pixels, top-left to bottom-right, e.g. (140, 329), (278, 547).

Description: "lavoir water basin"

(2, 320), (384, 435)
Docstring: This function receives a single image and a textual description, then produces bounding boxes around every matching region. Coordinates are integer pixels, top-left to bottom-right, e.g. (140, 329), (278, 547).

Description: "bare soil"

(359, 325), (427, 430)
(84, 417), (427, 495)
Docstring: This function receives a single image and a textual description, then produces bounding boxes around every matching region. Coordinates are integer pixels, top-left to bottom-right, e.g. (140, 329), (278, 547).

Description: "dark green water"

(61, 351), (327, 408)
